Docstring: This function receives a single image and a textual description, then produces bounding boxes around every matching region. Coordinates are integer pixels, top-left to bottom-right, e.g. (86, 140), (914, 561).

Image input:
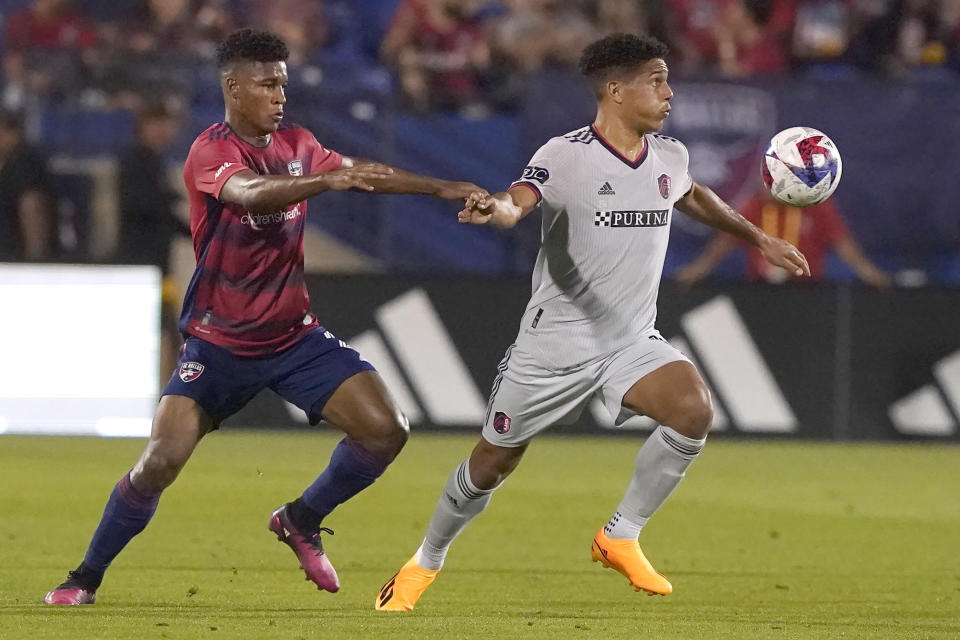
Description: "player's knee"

(669, 386), (713, 440)
(360, 409), (409, 461)
(134, 446), (191, 493)
(469, 445), (525, 491)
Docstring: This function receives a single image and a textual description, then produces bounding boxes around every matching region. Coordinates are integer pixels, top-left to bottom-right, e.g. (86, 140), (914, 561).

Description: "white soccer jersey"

(509, 125), (693, 370)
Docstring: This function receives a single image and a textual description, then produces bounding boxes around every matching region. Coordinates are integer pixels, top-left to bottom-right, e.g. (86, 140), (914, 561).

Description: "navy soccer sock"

(81, 473), (161, 582)
(294, 438), (389, 530)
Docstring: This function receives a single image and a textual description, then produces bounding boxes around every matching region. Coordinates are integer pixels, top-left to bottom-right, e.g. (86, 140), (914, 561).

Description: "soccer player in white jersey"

(375, 33), (811, 611)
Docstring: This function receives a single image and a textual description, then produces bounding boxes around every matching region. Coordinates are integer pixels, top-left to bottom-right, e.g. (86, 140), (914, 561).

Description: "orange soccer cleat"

(375, 555), (439, 611)
(591, 528), (673, 595)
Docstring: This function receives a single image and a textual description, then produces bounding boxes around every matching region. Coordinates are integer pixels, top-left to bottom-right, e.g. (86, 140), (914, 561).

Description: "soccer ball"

(761, 126), (842, 207)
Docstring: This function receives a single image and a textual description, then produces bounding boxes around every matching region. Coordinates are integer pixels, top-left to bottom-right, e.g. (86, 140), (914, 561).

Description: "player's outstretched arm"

(342, 157), (485, 201)
(456, 185), (539, 230)
(220, 158), (483, 213)
(221, 163), (396, 212)
(676, 181), (811, 278)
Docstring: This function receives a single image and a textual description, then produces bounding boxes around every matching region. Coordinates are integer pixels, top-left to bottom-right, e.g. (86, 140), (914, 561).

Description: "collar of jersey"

(221, 121), (273, 149)
(590, 125), (648, 169)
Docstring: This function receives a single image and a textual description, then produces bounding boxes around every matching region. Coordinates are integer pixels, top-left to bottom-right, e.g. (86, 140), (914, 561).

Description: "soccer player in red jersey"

(43, 29), (485, 605)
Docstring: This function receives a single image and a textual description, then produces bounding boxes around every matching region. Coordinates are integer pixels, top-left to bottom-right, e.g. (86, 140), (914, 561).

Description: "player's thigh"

(269, 329), (404, 449)
(131, 395), (215, 493)
(482, 344), (598, 447)
(620, 360), (713, 438)
(271, 328), (381, 425)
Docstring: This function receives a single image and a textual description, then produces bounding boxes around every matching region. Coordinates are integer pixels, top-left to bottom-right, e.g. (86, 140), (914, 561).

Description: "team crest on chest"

(179, 361), (205, 382)
(287, 159), (303, 176)
(657, 174), (671, 199)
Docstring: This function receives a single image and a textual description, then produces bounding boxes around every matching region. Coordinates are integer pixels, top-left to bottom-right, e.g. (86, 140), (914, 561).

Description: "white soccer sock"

(604, 510), (647, 540)
(606, 426), (706, 540)
(415, 460), (495, 570)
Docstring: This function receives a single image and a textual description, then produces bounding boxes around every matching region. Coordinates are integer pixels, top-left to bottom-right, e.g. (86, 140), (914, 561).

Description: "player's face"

(231, 61), (288, 135)
(620, 59), (673, 133)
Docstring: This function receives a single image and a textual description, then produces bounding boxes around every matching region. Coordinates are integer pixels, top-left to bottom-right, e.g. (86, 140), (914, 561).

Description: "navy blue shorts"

(162, 327), (376, 426)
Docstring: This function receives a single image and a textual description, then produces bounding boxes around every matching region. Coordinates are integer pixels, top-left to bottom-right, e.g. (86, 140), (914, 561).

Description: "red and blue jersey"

(180, 122), (342, 356)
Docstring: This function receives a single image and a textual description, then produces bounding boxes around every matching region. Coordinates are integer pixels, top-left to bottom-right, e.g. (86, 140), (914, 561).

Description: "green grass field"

(1, 432), (958, 640)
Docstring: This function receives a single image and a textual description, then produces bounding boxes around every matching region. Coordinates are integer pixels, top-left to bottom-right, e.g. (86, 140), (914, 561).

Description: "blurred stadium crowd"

(1, 0), (958, 283)
(4, 0), (960, 114)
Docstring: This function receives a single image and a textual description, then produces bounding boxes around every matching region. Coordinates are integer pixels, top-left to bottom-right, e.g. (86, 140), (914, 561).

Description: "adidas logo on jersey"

(598, 181), (616, 195)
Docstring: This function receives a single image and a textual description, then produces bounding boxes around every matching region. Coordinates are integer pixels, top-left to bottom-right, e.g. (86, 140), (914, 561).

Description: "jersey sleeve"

(190, 137), (250, 200)
(675, 140), (694, 199)
(509, 139), (573, 208)
(309, 135), (343, 173)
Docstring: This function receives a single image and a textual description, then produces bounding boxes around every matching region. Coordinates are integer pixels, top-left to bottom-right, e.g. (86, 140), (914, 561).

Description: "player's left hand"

(437, 181), (487, 201)
(759, 235), (811, 277)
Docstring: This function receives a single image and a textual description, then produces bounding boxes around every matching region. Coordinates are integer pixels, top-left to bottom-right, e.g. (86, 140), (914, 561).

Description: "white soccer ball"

(762, 126), (842, 207)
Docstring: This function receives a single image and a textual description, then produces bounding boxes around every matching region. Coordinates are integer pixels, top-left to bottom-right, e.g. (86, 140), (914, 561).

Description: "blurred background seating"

(0, 0), (956, 285)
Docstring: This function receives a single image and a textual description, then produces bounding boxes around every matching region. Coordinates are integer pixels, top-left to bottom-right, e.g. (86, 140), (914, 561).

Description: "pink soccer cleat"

(44, 568), (99, 605)
(268, 504), (340, 592)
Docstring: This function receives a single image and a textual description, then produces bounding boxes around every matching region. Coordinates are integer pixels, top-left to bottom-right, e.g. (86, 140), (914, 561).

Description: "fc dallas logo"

(179, 361), (205, 382)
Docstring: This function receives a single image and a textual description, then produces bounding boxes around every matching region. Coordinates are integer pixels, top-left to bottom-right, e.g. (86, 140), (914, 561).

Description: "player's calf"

(130, 395), (211, 493)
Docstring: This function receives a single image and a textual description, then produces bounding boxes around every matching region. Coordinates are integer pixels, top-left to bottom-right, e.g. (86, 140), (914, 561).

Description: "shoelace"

(306, 526), (335, 541)
(305, 527), (335, 555)
(60, 569), (93, 590)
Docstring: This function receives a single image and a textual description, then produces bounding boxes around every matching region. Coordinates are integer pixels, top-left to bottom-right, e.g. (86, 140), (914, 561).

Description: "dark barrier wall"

(226, 277), (960, 441)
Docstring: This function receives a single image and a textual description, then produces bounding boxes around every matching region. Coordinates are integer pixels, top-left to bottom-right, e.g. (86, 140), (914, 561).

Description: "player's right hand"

(322, 162), (394, 192)
(458, 190), (496, 225)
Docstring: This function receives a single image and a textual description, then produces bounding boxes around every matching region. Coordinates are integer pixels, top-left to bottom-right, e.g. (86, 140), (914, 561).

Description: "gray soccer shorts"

(481, 331), (691, 447)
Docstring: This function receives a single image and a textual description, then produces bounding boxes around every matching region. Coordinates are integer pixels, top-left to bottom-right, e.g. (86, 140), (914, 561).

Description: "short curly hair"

(578, 33), (669, 99)
(216, 28), (289, 70)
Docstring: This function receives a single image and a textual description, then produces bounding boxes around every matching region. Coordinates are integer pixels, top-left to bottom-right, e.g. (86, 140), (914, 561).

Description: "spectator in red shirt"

(667, 0), (795, 75)
(381, 0), (492, 114)
(675, 188), (891, 285)
(666, 0), (736, 71)
(2, 0), (98, 106)
(4, 0), (97, 51)
(715, 0), (795, 76)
